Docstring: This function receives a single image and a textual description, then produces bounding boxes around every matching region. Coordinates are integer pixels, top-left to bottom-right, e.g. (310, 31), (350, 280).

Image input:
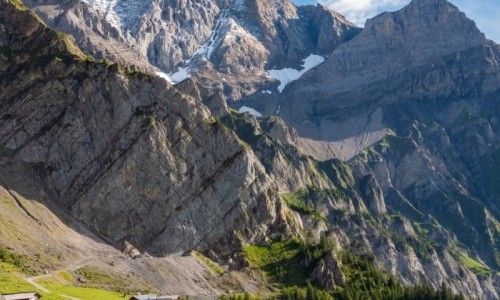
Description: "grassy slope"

(458, 254), (493, 276)
(0, 262), (128, 300)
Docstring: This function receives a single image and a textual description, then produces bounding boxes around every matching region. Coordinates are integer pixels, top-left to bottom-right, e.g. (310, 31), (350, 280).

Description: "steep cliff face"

(0, 0), (290, 257)
(24, 0), (360, 101)
(235, 0), (500, 297)
(253, 0), (500, 296)
(220, 112), (498, 299)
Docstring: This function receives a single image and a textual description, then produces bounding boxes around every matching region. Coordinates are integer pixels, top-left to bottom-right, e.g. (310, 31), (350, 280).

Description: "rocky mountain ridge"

(265, 0), (500, 293)
(0, 0), (292, 259)
(1, 0), (499, 299)
(25, 0), (360, 102)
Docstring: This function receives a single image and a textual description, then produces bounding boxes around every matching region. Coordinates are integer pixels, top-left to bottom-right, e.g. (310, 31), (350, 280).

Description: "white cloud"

(319, 0), (410, 26)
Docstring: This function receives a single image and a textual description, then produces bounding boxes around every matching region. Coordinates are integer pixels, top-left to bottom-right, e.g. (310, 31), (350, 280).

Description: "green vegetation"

(0, 261), (127, 300)
(126, 67), (152, 79)
(84, 54), (96, 63)
(259, 248), (466, 300)
(7, 0), (28, 10)
(37, 280), (129, 300)
(57, 270), (75, 283)
(458, 254), (492, 276)
(0, 262), (37, 294)
(56, 31), (67, 39)
(229, 108), (241, 116)
(133, 108), (157, 129)
(244, 239), (308, 286)
(282, 190), (325, 222)
(220, 286), (334, 300)
(193, 251), (225, 276)
(361, 213), (441, 262)
(280, 285), (334, 300)
(244, 238), (331, 286)
(0, 246), (33, 275)
(391, 223), (440, 262)
(376, 135), (415, 155)
(243, 237), (468, 300)
(333, 251), (406, 299)
(220, 293), (263, 300)
(316, 160), (355, 192)
(282, 186), (350, 222)
(0, 248), (138, 299)
(74, 265), (153, 294)
(82, 54), (111, 67)
(76, 266), (116, 285)
(210, 117), (224, 127)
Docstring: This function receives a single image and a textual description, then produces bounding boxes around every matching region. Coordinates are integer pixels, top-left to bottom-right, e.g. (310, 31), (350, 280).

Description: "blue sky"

(292, 0), (500, 42)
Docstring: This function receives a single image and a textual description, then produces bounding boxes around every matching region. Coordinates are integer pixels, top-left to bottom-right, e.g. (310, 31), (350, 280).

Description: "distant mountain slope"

(280, 0), (492, 144)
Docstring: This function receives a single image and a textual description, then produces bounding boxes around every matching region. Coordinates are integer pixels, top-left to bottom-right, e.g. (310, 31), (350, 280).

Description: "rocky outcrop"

(312, 250), (345, 290)
(24, 0), (152, 71)
(359, 174), (386, 216)
(221, 113), (331, 193)
(0, 0), (290, 257)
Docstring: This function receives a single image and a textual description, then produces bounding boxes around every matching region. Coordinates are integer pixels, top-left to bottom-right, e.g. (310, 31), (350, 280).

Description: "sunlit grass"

(0, 262), (36, 294)
(36, 279), (129, 300)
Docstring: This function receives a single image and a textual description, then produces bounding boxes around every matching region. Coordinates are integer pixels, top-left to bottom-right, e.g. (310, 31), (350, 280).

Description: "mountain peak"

(361, 0), (485, 59)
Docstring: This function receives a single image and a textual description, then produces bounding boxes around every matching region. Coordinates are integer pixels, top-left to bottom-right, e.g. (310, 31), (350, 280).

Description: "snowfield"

(239, 106), (263, 117)
(267, 54), (326, 93)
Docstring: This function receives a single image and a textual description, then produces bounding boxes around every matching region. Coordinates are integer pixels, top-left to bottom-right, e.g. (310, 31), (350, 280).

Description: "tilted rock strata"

(0, 0), (290, 257)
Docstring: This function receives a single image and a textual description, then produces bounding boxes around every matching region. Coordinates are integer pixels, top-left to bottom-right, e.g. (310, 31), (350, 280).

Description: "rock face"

(277, 0), (491, 142)
(23, 0), (152, 71)
(219, 112), (498, 299)
(0, 0), (290, 256)
(272, 0), (500, 268)
(360, 174), (386, 216)
(312, 250), (345, 290)
(236, 0), (499, 297)
(25, 0), (360, 101)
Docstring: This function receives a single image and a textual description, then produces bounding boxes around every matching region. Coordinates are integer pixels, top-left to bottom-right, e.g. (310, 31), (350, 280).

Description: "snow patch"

(239, 106), (263, 118)
(156, 71), (171, 83)
(156, 67), (191, 85)
(168, 67), (191, 83)
(191, 10), (229, 60)
(267, 54), (326, 93)
(83, 0), (152, 31)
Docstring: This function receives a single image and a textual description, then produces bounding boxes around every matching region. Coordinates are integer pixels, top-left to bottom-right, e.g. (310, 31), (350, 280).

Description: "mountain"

(1, 0), (499, 299)
(263, 0), (500, 291)
(277, 0), (492, 149)
(25, 0), (360, 103)
(0, 0), (295, 261)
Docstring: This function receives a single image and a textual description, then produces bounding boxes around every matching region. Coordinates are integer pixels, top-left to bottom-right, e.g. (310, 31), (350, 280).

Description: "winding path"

(23, 257), (103, 300)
